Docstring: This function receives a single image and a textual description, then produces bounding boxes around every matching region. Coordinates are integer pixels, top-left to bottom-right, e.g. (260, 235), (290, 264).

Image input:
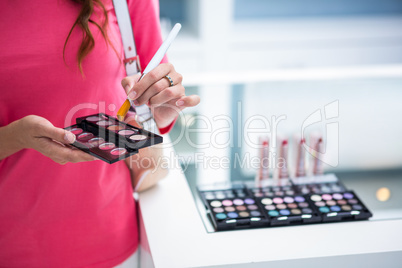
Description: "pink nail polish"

(176, 100), (184, 106)
(128, 91), (137, 99)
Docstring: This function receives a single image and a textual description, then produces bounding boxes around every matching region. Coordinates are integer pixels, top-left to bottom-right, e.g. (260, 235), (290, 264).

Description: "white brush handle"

(142, 23), (182, 76)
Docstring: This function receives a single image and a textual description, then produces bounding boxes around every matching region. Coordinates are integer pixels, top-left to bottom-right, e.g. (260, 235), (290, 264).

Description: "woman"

(0, 0), (199, 267)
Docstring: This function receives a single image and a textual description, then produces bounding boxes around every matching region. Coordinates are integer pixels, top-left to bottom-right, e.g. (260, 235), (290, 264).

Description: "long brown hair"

(64, 0), (115, 74)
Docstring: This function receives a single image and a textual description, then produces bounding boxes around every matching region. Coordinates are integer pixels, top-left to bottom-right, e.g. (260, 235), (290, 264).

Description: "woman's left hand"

(121, 63), (200, 128)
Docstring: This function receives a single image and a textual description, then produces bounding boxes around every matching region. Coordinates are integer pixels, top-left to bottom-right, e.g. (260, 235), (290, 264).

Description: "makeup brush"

(117, 23), (182, 121)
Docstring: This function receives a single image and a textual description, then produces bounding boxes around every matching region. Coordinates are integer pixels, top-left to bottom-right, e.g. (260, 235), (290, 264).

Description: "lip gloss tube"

(313, 137), (324, 175)
(278, 139), (289, 179)
(256, 136), (270, 184)
(295, 137), (306, 177)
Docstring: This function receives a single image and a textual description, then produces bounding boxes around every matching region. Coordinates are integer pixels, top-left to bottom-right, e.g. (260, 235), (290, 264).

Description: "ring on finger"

(164, 75), (174, 87)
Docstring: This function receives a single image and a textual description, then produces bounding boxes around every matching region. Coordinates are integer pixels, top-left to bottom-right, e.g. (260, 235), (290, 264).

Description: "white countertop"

(138, 147), (402, 268)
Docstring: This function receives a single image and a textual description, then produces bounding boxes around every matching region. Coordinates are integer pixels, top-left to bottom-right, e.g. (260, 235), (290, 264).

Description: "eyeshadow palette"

(198, 175), (373, 232)
(199, 185), (269, 231)
(256, 194), (321, 226)
(309, 191), (372, 222)
(291, 174), (346, 195)
(65, 113), (163, 164)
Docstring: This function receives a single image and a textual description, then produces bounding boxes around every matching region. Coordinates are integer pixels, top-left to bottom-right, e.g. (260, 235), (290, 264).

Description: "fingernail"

(176, 100), (184, 106)
(93, 157), (100, 161)
(128, 90), (137, 99)
(64, 131), (76, 143)
(133, 100), (139, 106)
(125, 85), (131, 93)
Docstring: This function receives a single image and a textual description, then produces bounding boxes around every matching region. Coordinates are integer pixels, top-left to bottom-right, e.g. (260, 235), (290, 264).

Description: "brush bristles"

(117, 99), (131, 121)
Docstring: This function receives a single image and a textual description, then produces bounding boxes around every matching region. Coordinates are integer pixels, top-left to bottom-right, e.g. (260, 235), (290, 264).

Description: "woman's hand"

(121, 63), (200, 128)
(0, 115), (96, 164)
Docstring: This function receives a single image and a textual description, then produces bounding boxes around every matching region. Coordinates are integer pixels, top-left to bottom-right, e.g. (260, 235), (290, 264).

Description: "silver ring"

(164, 75), (174, 87)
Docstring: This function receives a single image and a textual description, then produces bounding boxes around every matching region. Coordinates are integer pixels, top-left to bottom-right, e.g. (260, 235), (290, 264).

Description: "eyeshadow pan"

(287, 203), (298, 209)
(225, 207), (235, 212)
(276, 204), (286, 210)
(129, 134), (148, 141)
(222, 200), (233, 206)
(86, 116), (103, 122)
(96, 120), (113, 126)
(110, 148), (127, 156)
(248, 205), (258, 210)
(268, 210), (279, 217)
(236, 206), (247, 211)
(227, 212), (238, 218)
(250, 211), (261, 216)
(342, 205), (352, 211)
(261, 198), (273, 205)
(108, 125), (124, 131)
(294, 196), (305, 202)
(330, 205), (341, 212)
(68, 128), (83, 135)
(344, 193), (354, 199)
(333, 193), (343, 200)
(273, 197), (283, 204)
(213, 208), (224, 213)
(337, 200), (347, 205)
(216, 213), (226, 220)
(99, 143), (116, 150)
(77, 132), (94, 140)
(233, 199), (244, 205)
(279, 209), (290, 216)
(210, 201), (222, 207)
(326, 200), (336, 206)
(348, 199), (358, 204)
(322, 194), (332, 201)
(239, 212), (249, 217)
(88, 137), (105, 146)
(244, 198), (255, 205)
(118, 129), (136, 136)
(319, 206), (330, 213)
(291, 209), (302, 214)
(283, 197), (294, 203)
(265, 205), (276, 210)
(311, 195), (322, 202)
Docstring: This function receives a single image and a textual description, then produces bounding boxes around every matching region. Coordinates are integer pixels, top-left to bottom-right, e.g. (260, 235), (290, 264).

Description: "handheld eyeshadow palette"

(309, 191), (372, 222)
(198, 184), (269, 231)
(64, 113), (163, 164)
(291, 174), (346, 195)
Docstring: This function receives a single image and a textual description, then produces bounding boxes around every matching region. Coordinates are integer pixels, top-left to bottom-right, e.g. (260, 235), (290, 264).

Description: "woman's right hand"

(0, 115), (96, 164)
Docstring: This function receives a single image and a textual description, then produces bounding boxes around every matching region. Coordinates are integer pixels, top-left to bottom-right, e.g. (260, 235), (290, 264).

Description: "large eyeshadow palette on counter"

(64, 113), (163, 164)
(198, 174), (372, 231)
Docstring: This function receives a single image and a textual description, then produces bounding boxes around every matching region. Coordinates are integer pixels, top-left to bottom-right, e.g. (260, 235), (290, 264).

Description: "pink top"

(0, 0), (168, 267)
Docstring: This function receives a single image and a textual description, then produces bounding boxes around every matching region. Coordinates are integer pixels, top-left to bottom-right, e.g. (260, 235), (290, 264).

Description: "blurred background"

(158, 0), (402, 200)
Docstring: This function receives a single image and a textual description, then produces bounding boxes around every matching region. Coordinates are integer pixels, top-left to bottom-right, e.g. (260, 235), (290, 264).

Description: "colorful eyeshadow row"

(199, 184), (372, 231)
(64, 113), (163, 164)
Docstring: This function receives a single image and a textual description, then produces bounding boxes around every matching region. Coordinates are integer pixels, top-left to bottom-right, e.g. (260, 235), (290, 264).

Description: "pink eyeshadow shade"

(96, 120), (113, 126)
(222, 200), (233, 206)
(69, 128), (83, 135)
(118, 129), (136, 136)
(86, 116), (103, 122)
(77, 132), (94, 140)
(110, 148), (127, 156)
(99, 143), (116, 150)
(108, 125), (124, 131)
